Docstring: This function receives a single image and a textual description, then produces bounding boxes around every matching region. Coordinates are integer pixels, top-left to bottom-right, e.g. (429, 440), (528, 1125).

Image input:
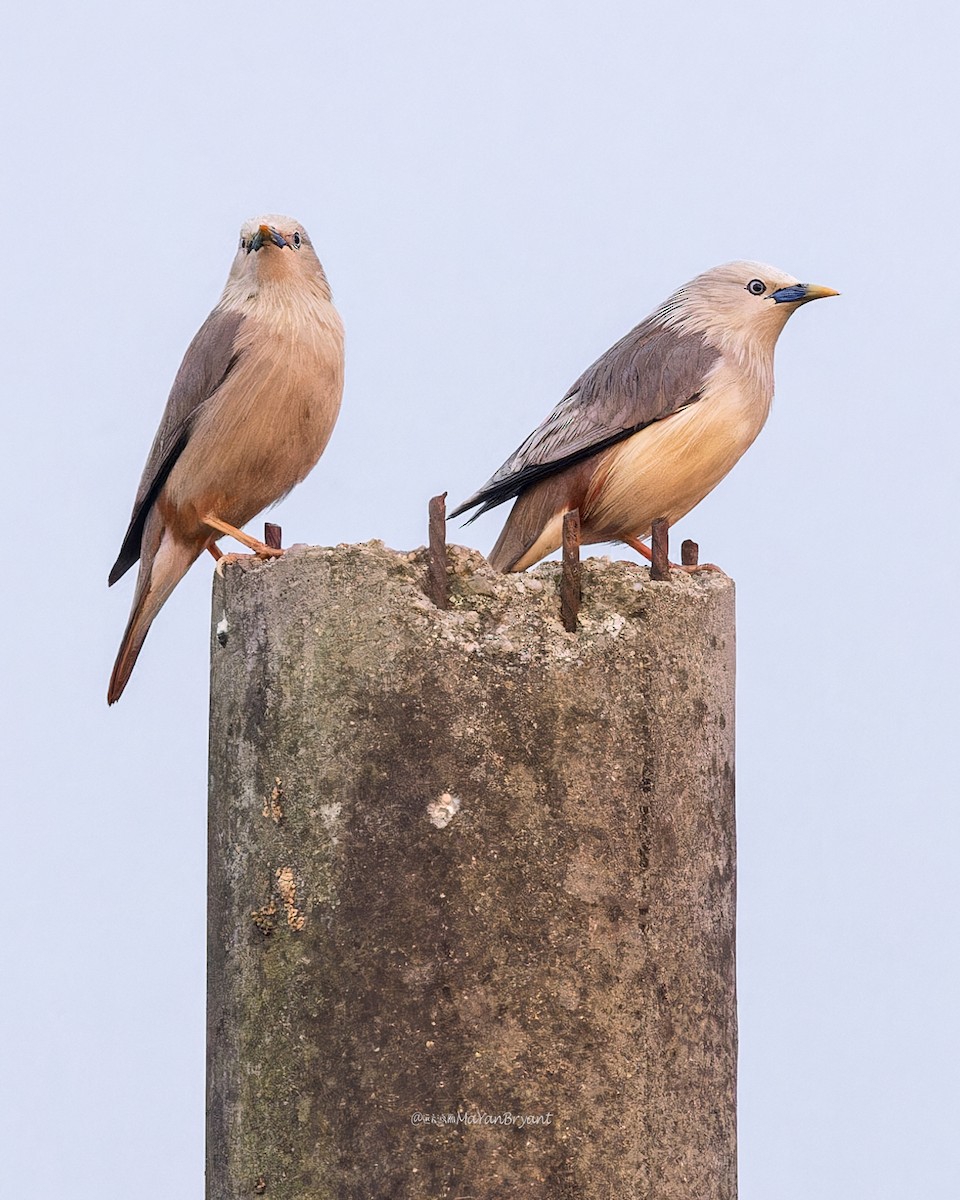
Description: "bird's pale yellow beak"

(801, 283), (840, 301)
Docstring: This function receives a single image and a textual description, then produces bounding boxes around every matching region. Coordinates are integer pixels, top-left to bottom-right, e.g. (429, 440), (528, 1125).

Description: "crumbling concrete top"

(215, 539), (733, 666)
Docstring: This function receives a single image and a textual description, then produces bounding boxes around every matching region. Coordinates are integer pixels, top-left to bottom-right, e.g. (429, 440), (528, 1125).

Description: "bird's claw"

(214, 546), (284, 577)
(215, 552), (247, 576)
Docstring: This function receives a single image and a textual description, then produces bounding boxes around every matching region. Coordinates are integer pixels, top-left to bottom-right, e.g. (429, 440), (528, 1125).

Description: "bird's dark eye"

(292, 231), (302, 249)
(240, 238), (247, 250)
(747, 279), (766, 296)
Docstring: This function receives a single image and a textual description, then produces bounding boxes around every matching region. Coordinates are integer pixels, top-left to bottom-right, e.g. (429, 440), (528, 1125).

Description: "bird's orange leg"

(622, 533), (723, 574)
(623, 534), (654, 563)
(202, 514), (284, 558)
(207, 543), (223, 561)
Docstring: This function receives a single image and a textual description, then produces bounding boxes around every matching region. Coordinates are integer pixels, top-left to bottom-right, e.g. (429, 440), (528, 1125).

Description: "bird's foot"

(622, 534), (723, 575)
(214, 547), (284, 577)
(246, 540), (284, 558)
(203, 514), (285, 558)
(215, 552), (246, 577)
(676, 562), (725, 574)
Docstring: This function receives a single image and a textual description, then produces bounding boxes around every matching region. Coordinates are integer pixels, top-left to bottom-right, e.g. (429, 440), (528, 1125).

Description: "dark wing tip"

(447, 497), (478, 521)
(449, 420), (661, 526)
(448, 489), (511, 524)
(108, 556), (132, 587)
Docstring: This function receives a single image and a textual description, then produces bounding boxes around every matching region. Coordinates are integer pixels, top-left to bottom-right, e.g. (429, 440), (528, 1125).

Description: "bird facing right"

(451, 261), (838, 571)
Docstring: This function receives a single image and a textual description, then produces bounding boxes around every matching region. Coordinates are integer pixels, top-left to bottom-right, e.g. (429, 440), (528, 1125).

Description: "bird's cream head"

(656, 260), (838, 361)
(221, 214), (333, 307)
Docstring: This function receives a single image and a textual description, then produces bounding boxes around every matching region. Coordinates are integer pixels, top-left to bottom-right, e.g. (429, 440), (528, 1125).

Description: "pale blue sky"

(3, 2), (958, 1196)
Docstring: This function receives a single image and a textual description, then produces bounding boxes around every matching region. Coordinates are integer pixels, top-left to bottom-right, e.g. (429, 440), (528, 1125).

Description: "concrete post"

(207, 541), (736, 1200)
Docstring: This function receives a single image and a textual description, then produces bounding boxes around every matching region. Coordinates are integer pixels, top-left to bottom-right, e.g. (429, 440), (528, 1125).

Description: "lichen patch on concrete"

(275, 865), (305, 930)
(262, 777), (284, 824)
(426, 792), (462, 829)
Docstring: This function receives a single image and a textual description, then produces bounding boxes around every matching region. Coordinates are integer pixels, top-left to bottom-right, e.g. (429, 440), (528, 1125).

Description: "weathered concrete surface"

(207, 541), (736, 1200)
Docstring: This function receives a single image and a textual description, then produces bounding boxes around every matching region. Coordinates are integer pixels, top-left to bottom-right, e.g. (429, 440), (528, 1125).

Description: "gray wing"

(108, 307), (245, 585)
(450, 319), (720, 520)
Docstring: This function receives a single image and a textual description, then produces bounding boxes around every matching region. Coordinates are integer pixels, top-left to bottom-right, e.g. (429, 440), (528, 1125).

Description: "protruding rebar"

(264, 523), (282, 551)
(561, 509), (582, 632)
(681, 539), (699, 567)
(427, 493), (449, 610)
(651, 517), (670, 581)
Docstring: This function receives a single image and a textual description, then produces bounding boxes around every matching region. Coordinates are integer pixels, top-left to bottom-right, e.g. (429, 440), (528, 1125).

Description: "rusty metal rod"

(264, 523), (283, 551)
(427, 493), (449, 610)
(681, 539), (699, 567)
(561, 509), (582, 632)
(650, 517), (670, 581)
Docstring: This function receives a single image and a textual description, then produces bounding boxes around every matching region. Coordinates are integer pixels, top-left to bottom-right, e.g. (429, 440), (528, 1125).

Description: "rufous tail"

(108, 524), (199, 704)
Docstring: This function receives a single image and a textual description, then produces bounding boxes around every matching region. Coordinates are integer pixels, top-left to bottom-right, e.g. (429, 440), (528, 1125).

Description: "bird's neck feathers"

(218, 268), (340, 332)
(655, 286), (791, 389)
